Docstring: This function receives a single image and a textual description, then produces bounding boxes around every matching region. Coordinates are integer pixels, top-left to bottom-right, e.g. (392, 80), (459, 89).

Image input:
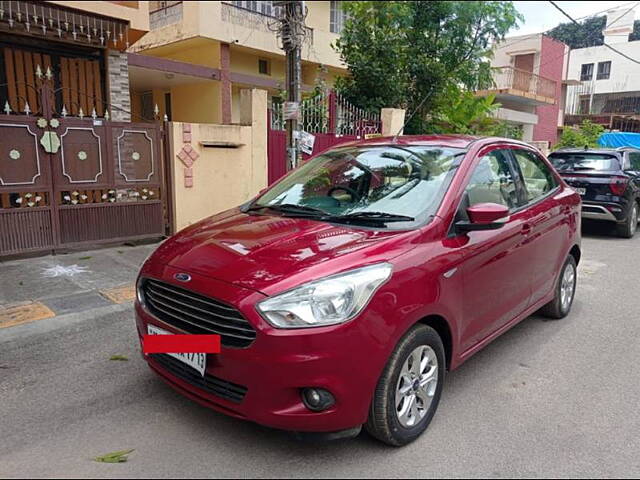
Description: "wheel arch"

(569, 244), (581, 265)
(417, 315), (453, 370)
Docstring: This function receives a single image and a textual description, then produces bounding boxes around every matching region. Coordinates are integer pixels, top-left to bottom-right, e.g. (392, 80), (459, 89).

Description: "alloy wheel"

(560, 262), (576, 313)
(630, 204), (638, 236)
(395, 345), (438, 428)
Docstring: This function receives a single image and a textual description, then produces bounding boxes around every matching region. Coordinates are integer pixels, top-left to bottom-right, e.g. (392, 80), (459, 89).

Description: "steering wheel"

(327, 185), (361, 203)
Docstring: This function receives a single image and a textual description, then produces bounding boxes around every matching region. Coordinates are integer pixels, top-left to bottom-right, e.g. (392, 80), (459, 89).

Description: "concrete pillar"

(381, 108), (406, 137)
(241, 89), (268, 192)
(220, 43), (232, 124)
(522, 124), (535, 142)
(108, 50), (131, 122)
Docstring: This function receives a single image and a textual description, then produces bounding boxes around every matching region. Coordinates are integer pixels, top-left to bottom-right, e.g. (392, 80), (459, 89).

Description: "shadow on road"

(581, 219), (629, 240)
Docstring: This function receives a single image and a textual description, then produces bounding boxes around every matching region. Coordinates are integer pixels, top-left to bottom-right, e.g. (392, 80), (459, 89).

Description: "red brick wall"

(533, 35), (567, 146)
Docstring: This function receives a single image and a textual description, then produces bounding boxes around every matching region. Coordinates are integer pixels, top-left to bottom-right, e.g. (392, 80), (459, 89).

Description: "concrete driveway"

(1, 222), (639, 478)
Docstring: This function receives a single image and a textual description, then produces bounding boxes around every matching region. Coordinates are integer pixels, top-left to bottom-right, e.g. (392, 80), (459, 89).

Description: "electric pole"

(274, 1), (305, 171)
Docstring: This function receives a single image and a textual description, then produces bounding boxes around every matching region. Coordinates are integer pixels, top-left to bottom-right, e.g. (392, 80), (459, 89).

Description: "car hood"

(151, 209), (416, 295)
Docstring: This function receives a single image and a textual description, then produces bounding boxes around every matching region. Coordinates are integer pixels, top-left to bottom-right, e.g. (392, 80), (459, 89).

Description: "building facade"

(481, 33), (570, 148)
(128, 1), (349, 124)
(564, 8), (640, 132)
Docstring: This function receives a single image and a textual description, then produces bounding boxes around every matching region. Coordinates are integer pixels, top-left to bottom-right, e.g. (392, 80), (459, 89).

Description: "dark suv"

(549, 148), (640, 238)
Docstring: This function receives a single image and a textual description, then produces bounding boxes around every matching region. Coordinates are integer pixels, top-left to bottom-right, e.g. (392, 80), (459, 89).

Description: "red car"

(135, 135), (581, 446)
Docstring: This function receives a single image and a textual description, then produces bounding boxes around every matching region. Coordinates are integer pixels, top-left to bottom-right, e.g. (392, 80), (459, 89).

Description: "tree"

(554, 120), (605, 150)
(333, 1), (522, 133)
(548, 16), (640, 48)
(547, 16), (605, 49)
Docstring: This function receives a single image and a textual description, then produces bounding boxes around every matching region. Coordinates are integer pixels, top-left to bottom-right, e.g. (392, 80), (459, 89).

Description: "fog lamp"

(301, 388), (335, 412)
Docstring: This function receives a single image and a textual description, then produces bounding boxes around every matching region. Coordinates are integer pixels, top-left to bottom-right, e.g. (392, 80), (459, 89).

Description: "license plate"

(574, 187), (586, 195)
(147, 324), (207, 377)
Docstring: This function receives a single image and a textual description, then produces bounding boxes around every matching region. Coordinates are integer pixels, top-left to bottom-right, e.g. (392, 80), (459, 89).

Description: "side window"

(629, 152), (640, 171)
(464, 150), (518, 210)
(511, 149), (558, 204)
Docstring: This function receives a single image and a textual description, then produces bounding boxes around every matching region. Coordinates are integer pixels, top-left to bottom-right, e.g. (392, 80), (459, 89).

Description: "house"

(128, 1), (349, 124)
(479, 33), (570, 149)
(0, 1), (172, 258)
(564, 8), (640, 132)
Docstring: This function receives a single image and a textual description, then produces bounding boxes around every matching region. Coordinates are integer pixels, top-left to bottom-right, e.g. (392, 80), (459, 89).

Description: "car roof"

(331, 134), (532, 150)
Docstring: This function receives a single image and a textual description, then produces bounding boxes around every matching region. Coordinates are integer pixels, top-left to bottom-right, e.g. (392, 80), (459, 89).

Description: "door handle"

(521, 223), (532, 235)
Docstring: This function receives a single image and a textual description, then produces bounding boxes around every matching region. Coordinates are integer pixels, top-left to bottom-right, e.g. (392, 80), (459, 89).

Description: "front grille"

(151, 353), (247, 403)
(141, 279), (257, 348)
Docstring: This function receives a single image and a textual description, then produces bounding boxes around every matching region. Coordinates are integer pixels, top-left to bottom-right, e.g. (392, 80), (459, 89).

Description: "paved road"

(2, 222), (640, 478)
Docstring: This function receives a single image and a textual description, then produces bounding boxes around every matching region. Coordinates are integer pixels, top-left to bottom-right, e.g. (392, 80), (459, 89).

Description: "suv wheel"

(540, 255), (577, 319)
(365, 324), (445, 447)
(616, 201), (639, 238)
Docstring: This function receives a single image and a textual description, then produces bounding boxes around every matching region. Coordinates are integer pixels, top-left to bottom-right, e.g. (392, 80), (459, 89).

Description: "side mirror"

(455, 203), (509, 232)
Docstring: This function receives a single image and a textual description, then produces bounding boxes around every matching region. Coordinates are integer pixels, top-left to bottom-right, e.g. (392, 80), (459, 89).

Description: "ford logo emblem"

(174, 273), (191, 282)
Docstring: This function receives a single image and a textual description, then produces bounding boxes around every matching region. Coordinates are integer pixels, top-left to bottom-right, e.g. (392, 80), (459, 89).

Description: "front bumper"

(135, 265), (393, 433)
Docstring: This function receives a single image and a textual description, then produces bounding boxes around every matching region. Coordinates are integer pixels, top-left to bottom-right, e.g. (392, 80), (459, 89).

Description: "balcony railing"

(150, 1), (183, 30)
(221, 2), (313, 46)
(490, 66), (557, 101)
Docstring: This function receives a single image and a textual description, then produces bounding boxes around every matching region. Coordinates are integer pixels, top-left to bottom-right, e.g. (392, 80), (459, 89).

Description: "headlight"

(256, 263), (393, 329)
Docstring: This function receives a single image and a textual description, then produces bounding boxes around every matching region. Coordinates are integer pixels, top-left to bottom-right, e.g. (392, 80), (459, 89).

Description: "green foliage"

(548, 16), (640, 49)
(333, 1), (522, 133)
(109, 354), (129, 361)
(93, 449), (134, 463)
(492, 122), (523, 140)
(308, 65), (329, 99)
(430, 88), (522, 139)
(547, 16), (605, 49)
(554, 120), (605, 150)
(433, 89), (499, 134)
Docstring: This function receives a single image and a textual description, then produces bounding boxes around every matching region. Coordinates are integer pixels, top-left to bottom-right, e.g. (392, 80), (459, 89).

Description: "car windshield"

(548, 152), (620, 172)
(249, 145), (465, 228)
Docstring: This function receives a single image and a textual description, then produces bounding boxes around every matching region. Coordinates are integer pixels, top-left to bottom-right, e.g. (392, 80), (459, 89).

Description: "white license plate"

(574, 187), (586, 195)
(147, 324), (207, 377)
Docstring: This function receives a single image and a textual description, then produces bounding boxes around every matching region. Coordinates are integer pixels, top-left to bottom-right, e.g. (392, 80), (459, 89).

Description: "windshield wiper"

(336, 211), (415, 223)
(245, 204), (414, 226)
(244, 203), (328, 217)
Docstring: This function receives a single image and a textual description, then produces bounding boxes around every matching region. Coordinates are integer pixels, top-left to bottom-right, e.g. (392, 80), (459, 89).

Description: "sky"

(510, 0), (639, 36)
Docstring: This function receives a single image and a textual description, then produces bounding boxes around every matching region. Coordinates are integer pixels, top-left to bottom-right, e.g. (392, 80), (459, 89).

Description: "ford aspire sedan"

(135, 135), (581, 446)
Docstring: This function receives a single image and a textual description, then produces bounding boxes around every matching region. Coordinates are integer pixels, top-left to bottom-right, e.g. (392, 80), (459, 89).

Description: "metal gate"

(0, 71), (166, 257)
(268, 90), (382, 185)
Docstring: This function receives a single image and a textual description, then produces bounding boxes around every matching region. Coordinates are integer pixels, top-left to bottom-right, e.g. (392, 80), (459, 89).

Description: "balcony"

(150, 1), (183, 30)
(477, 66), (558, 106)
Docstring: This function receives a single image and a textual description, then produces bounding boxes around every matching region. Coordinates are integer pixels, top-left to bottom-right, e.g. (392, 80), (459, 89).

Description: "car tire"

(365, 324), (445, 447)
(615, 201), (638, 238)
(539, 255), (577, 319)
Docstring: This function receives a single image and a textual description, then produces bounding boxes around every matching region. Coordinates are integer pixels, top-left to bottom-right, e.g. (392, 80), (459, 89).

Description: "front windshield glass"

(251, 145), (465, 228)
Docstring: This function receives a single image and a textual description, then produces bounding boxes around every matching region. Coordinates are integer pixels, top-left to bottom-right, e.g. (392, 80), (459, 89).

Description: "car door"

(455, 147), (533, 352)
(627, 151), (640, 190)
(508, 147), (564, 305)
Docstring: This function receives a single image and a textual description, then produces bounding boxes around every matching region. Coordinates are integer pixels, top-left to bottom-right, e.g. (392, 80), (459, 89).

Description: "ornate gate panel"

(0, 115), (56, 255)
(54, 120), (164, 246)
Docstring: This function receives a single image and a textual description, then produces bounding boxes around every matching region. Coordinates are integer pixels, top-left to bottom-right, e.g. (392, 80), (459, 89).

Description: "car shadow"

(581, 219), (625, 239)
